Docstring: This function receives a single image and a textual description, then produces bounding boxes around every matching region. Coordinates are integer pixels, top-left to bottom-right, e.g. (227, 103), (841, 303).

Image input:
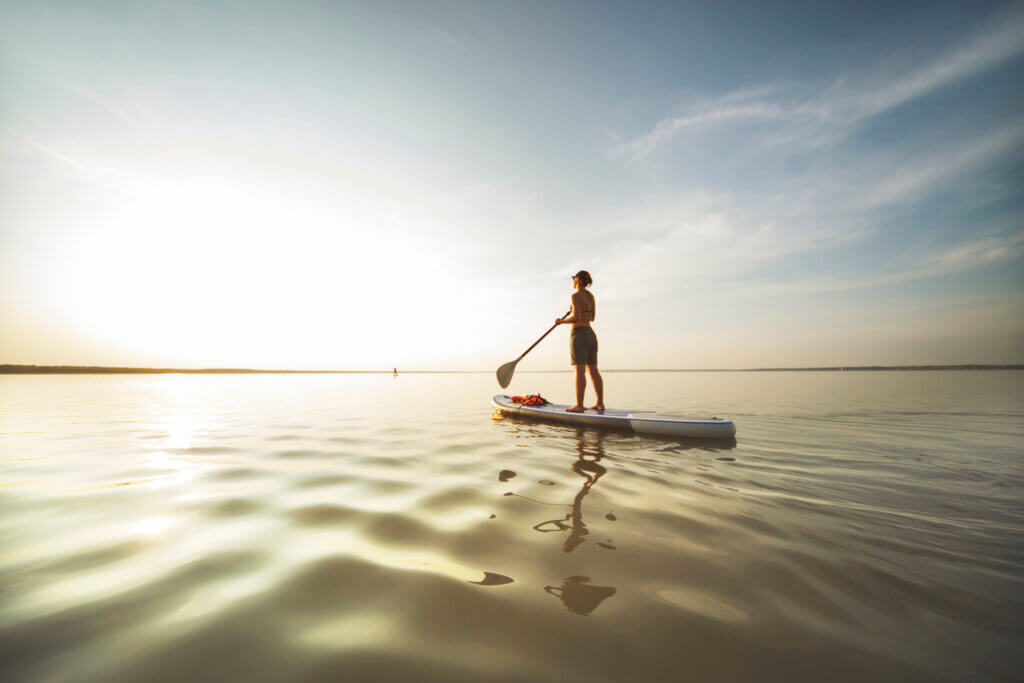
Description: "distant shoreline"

(2, 364), (1021, 375)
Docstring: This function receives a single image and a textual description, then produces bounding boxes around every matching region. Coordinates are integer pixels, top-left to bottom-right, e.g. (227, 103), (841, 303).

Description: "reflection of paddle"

(496, 310), (571, 389)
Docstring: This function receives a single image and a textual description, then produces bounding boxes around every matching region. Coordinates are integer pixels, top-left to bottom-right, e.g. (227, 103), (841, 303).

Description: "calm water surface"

(1, 371), (1022, 682)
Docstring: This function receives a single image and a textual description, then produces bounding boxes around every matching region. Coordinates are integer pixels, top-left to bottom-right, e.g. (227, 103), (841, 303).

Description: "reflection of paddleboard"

(492, 395), (736, 439)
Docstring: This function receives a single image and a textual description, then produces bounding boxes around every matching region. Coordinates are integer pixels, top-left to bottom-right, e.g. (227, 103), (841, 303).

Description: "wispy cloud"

(614, 6), (1024, 160)
(614, 100), (804, 160)
(842, 10), (1024, 122)
(816, 118), (1024, 213)
(596, 6), (1024, 319)
(594, 112), (1024, 305)
(68, 84), (147, 130)
(926, 230), (1024, 275)
(591, 192), (871, 304)
(735, 228), (1024, 297)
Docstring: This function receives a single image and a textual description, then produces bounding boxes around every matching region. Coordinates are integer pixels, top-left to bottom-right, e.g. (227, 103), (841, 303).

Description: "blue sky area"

(1, 1), (1022, 369)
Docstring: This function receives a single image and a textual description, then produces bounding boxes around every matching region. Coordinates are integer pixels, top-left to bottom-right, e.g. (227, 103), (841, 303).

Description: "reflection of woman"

(533, 429), (608, 553)
(562, 458), (605, 552)
(539, 429), (617, 616)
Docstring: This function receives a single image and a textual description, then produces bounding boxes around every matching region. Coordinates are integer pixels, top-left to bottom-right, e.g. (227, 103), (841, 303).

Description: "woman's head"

(572, 270), (592, 288)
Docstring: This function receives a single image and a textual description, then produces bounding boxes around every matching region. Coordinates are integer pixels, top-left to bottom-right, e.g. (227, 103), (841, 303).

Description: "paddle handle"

(516, 310), (571, 363)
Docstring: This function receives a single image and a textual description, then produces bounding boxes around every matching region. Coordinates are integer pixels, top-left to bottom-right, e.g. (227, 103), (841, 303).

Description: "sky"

(1, 0), (1022, 370)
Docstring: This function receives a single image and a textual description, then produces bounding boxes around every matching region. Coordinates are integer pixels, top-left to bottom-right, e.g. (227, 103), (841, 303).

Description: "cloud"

(843, 10), (1024, 122)
(593, 112), (1024, 305)
(614, 6), (1024, 160)
(68, 84), (147, 130)
(830, 118), (1024, 213)
(926, 230), (1024, 274)
(597, 7), (1024, 318)
(614, 99), (803, 160)
(590, 190), (874, 305)
(735, 228), (1024, 297)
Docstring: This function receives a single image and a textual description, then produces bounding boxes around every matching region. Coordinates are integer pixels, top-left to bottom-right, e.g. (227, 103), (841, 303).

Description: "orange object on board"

(510, 394), (549, 406)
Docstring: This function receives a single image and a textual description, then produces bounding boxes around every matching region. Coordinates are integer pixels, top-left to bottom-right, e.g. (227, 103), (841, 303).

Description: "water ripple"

(1, 371), (1020, 683)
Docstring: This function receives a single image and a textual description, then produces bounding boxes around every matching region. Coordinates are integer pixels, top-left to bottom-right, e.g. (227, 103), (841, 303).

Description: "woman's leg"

(568, 364), (587, 412)
(587, 365), (604, 410)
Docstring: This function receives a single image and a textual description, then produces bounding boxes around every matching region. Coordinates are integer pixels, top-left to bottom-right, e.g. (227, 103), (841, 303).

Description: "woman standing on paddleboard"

(555, 270), (605, 413)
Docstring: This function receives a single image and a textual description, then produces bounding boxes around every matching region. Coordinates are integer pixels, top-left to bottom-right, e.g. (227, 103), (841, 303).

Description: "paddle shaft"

(515, 310), (571, 363)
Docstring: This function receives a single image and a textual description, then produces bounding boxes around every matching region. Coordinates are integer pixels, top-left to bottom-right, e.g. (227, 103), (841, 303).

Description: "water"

(1, 371), (1022, 682)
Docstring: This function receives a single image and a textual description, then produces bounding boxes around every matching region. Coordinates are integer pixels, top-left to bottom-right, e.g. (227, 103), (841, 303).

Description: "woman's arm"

(556, 294), (581, 325)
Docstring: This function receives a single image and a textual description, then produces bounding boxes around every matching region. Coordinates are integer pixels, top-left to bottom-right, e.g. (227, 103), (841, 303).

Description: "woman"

(555, 270), (605, 412)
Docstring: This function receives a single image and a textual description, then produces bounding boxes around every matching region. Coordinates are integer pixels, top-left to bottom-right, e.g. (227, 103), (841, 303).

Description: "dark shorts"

(570, 326), (598, 366)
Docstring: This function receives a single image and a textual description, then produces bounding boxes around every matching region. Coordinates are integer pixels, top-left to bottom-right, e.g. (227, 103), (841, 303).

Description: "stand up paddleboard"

(492, 395), (736, 439)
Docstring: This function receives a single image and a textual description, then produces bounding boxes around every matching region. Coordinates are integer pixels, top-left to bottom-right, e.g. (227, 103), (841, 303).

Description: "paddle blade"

(496, 360), (517, 389)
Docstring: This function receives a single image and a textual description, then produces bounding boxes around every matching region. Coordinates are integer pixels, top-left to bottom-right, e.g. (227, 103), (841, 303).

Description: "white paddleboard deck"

(492, 395), (736, 439)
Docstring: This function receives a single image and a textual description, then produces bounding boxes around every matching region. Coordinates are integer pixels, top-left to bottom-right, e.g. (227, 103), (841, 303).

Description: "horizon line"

(2, 363), (1022, 375)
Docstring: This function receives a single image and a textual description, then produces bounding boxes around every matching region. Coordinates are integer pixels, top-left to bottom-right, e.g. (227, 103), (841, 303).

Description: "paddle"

(496, 310), (571, 389)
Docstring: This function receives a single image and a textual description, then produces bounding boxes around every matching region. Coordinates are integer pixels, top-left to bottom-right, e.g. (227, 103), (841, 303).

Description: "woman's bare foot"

(566, 405), (586, 413)
(590, 404), (605, 411)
